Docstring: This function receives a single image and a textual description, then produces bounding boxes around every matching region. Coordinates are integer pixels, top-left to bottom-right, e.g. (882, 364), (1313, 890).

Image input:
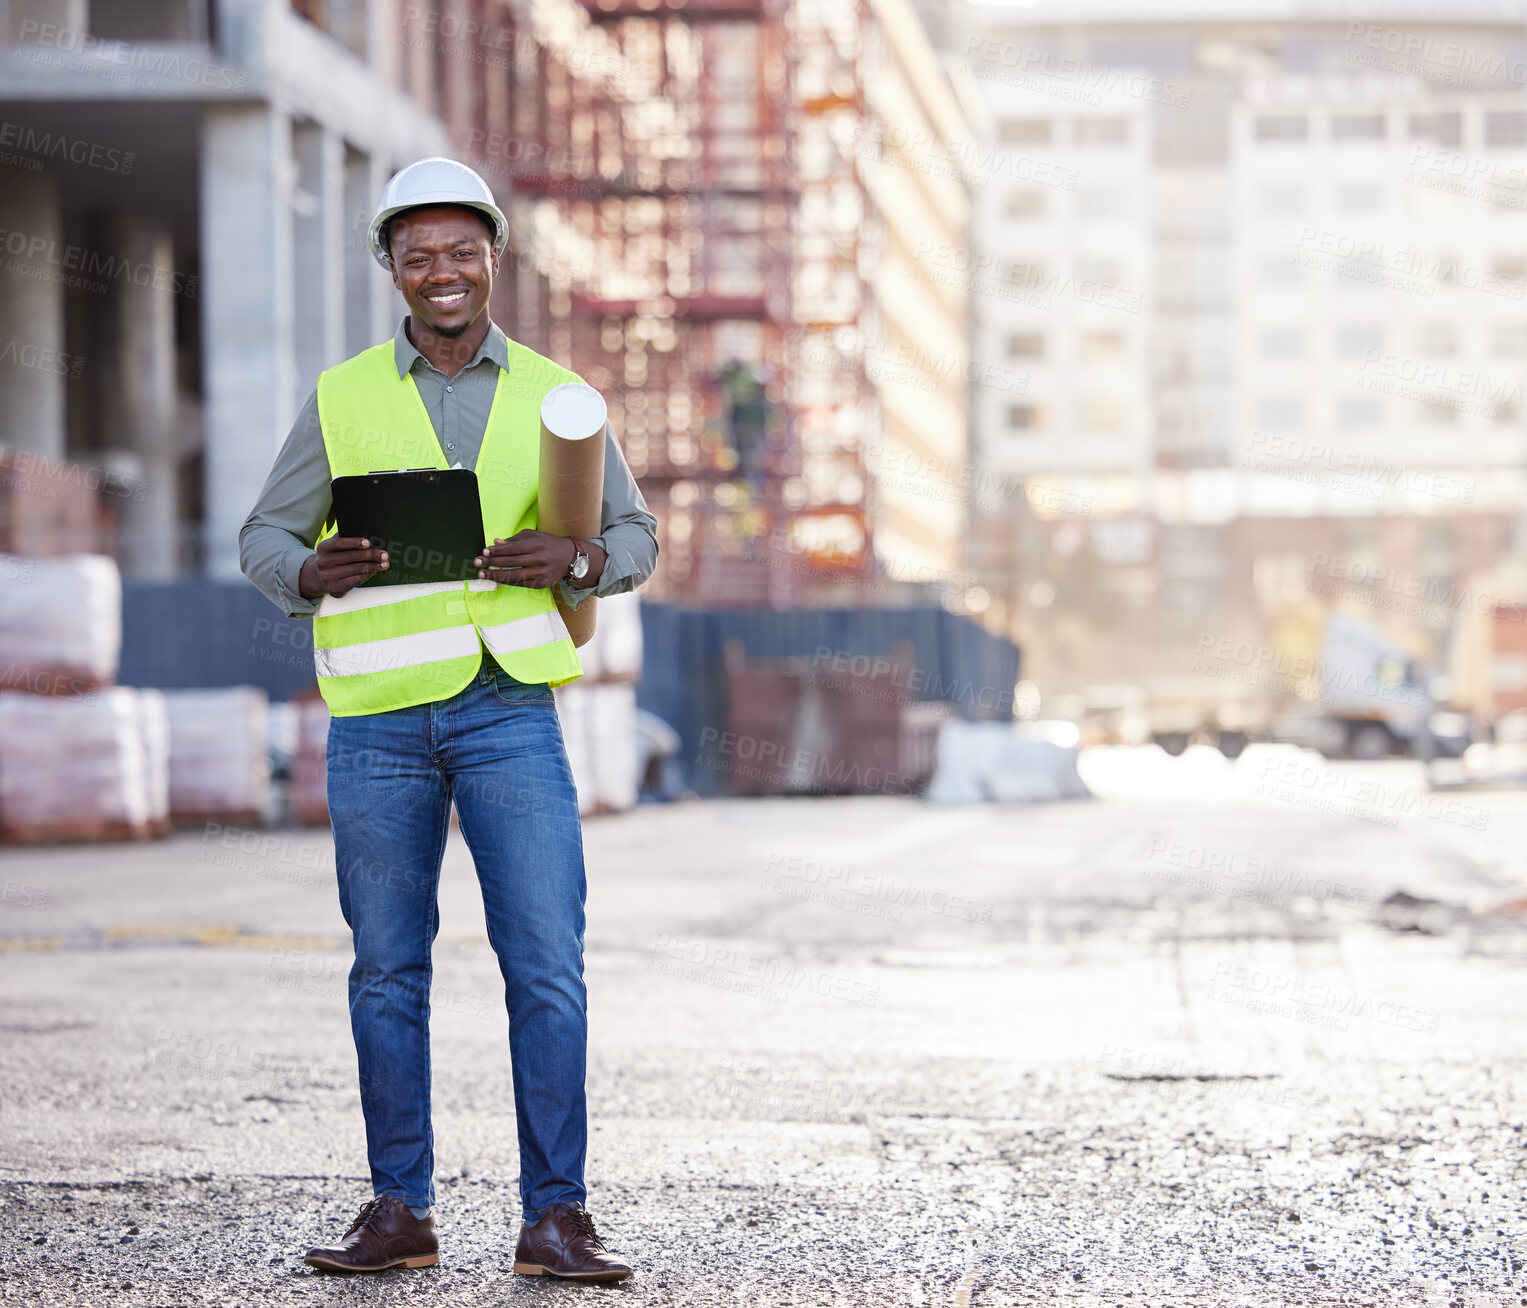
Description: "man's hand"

(298, 536), (388, 599)
(476, 530), (605, 589)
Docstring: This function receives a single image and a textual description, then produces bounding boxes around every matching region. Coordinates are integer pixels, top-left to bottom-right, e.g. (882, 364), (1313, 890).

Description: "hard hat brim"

(368, 200), (509, 269)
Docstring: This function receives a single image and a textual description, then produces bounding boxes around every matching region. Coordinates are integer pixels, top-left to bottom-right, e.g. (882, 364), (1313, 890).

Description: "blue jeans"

(326, 660), (587, 1222)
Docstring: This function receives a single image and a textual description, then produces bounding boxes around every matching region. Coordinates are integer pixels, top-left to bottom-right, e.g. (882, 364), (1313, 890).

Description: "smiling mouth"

(425, 290), (469, 307)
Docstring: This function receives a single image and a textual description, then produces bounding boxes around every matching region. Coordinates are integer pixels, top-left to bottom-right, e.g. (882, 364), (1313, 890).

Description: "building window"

(1075, 117), (1129, 146)
(1337, 325), (1383, 356)
(1081, 398), (1126, 432)
(1005, 262), (1049, 289)
(999, 119), (1051, 145)
(90, 0), (205, 39)
(1487, 112), (1527, 147)
(1256, 183), (1305, 217)
(1006, 191), (1046, 219)
(1417, 324), (1458, 354)
(1409, 112), (1462, 147)
(288, 0), (368, 55)
(1335, 184), (1381, 213)
(1339, 398), (1384, 428)
(1332, 113), (1386, 141)
(1419, 398), (1458, 425)
(1008, 404), (1042, 431)
(1257, 397), (1305, 429)
(1255, 115), (1308, 142)
(1080, 330), (1125, 359)
(1006, 333), (1045, 359)
(1260, 327), (1305, 358)
(1495, 324), (1527, 354)
(1495, 256), (1527, 284)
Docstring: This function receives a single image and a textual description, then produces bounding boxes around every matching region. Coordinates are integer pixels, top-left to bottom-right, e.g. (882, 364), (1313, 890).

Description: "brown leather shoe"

(303, 1195), (439, 1272)
(513, 1202), (632, 1282)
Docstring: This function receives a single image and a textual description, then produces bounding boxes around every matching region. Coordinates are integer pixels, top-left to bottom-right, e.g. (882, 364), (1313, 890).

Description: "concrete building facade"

(953, 1), (1527, 685)
(857, 0), (974, 590)
(0, 0), (446, 578)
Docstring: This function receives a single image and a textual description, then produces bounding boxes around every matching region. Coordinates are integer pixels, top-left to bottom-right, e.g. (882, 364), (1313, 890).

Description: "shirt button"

(446, 385), (453, 393)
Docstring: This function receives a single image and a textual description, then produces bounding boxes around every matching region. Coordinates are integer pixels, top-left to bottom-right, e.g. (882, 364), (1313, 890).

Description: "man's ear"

(389, 257), (401, 292)
(489, 243), (502, 279)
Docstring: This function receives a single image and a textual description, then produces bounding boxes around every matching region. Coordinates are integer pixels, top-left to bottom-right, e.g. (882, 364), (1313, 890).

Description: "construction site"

(457, 0), (982, 616)
(0, 0), (1015, 838)
(6, 6), (1527, 1302)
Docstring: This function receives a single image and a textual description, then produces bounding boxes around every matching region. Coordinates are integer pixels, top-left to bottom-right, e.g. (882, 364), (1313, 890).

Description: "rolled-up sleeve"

(238, 393), (333, 619)
(557, 421), (659, 611)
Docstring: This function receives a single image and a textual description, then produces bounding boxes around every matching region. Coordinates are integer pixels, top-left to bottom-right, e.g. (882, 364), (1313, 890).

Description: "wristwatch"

(567, 540), (591, 584)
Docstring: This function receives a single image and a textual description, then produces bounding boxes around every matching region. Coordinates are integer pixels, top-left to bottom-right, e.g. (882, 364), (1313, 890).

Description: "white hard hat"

(368, 157), (509, 268)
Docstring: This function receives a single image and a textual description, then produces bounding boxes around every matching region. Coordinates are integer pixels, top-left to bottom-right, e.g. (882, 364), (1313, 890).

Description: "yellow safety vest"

(311, 340), (583, 716)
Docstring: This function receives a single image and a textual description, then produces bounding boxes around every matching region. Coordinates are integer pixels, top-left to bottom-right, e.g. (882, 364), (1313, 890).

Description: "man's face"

(387, 206), (499, 338)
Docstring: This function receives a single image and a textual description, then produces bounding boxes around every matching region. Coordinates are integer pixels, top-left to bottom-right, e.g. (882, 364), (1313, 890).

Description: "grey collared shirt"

(239, 319), (658, 619)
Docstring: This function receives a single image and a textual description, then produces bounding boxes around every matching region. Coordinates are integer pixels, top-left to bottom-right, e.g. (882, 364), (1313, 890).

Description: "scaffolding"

(460, 0), (880, 606)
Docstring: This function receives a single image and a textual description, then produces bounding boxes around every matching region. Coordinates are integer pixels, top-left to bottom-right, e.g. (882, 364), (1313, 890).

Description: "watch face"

(571, 552), (590, 579)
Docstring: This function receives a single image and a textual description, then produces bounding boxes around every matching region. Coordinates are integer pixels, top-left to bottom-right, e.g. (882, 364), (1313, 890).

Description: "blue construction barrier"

(635, 603), (1020, 796)
(119, 586), (1021, 798)
(120, 579), (321, 700)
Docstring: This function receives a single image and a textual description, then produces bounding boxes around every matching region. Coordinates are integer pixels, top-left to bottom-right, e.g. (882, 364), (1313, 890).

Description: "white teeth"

(428, 291), (467, 305)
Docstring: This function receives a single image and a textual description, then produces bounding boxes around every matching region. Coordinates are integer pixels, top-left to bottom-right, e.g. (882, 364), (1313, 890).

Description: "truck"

(1174, 604), (1443, 760)
(1139, 609), (1430, 760)
(1302, 609), (1431, 760)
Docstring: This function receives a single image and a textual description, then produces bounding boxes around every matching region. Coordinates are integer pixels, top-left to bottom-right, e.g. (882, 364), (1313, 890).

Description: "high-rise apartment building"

(496, 0), (975, 607)
(955, 1), (1527, 683)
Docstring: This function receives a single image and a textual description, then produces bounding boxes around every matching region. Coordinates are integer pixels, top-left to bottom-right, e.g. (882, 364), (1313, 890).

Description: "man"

(240, 157), (655, 1283)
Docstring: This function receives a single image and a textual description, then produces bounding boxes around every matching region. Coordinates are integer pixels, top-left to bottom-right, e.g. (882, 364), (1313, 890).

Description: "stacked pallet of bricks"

(0, 448), (114, 557)
(555, 592), (643, 817)
(0, 689), (172, 844)
(0, 552), (173, 843)
(161, 688), (271, 827)
(0, 549), (272, 841)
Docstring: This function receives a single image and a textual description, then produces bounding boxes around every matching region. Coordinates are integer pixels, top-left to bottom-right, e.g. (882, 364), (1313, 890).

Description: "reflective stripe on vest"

(311, 341), (584, 717)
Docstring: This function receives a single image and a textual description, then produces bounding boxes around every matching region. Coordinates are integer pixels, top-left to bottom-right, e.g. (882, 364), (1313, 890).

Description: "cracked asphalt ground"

(2, 744), (1527, 1306)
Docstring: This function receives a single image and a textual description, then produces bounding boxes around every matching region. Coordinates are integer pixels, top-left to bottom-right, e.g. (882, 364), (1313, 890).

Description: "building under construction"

(439, 0), (979, 611)
(0, 0), (978, 613)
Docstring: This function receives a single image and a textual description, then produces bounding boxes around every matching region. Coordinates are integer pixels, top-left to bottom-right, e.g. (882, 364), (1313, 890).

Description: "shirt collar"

(392, 317), (511, 379)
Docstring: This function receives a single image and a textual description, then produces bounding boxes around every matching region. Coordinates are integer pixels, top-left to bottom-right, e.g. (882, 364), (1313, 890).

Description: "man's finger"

(324, 570), (376, 596)
(319, 536), (375, 553)
(322, 555), (386, 573)
(321, 544), (387, 564)
(482, 539), (543, 559)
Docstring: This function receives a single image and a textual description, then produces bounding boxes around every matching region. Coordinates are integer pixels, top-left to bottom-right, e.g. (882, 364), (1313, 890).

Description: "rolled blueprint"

(539, 382), (607, 648)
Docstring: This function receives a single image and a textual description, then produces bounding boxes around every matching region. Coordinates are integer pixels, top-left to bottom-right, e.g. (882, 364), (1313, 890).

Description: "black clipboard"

(330, 468), (485, 587)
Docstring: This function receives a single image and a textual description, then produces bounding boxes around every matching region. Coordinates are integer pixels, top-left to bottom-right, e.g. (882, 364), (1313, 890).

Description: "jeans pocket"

(491, 670), (554, 705)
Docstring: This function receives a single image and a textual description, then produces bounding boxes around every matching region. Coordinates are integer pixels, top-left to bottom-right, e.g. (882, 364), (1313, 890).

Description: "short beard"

(430, 316), (472, 339)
